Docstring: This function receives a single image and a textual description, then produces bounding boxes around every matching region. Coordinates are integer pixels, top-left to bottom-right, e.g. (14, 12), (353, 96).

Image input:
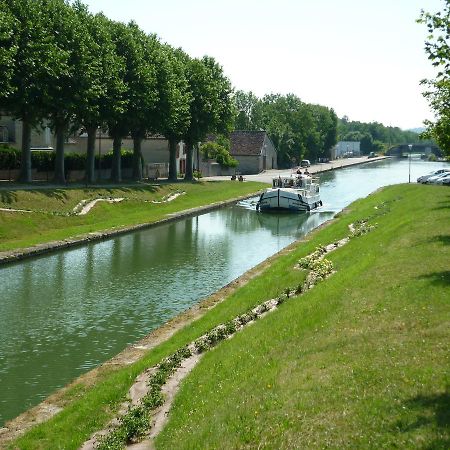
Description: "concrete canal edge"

(0, 191), (263, 266)
(0, 217), (337, 445)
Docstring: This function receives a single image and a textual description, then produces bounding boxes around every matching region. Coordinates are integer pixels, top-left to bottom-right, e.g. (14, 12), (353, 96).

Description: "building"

(0, 116), (53, 150)
(333, 141), (361, 159)
(229, 131), (277, 174)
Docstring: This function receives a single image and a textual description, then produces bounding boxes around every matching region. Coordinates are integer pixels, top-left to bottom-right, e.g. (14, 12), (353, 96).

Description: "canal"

(0, 157), (448, 425)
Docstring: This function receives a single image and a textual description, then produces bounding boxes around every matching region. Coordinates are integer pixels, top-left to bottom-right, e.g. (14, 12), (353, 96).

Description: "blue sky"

(83, 0), (444, 130)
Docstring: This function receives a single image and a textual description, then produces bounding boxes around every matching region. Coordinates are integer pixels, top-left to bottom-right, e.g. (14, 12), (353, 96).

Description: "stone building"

(229, 131), (277, 174)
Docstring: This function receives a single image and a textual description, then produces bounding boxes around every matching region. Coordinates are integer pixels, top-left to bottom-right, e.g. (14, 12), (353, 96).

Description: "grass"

(0, 180), (267, 251)
(7, 184), (450, 449)
(155, 184), (450, 449)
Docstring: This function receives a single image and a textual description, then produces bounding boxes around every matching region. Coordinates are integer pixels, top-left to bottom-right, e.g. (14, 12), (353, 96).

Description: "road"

(203, 156), (387, 184)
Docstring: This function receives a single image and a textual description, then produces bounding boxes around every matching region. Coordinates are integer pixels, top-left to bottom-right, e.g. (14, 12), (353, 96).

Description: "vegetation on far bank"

(418, 1), (450, 155)
(7, 183), (449, 449)
(0, 180), (267, 252)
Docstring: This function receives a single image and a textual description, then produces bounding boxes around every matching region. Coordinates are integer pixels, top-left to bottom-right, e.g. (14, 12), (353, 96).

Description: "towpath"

(203, 155), (387, 184)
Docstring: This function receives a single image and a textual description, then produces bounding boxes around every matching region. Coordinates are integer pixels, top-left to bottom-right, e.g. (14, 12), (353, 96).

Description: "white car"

(424, 172), (448, 184)
(417, 168), (450, 183)
(434, 173), (450, 185)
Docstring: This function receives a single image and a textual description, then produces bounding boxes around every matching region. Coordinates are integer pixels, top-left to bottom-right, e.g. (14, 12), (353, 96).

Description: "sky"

(82, 0), (444, 130)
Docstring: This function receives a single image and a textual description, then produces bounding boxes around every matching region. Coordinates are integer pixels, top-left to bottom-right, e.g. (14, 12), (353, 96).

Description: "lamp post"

(408, 144), (412, 183)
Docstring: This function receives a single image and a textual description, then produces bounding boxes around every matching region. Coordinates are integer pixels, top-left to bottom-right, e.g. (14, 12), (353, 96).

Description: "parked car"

(300, 159), (311, 168)
(424, 172), (450, 184)
(434, 173), (450, 185)
(368, 152), (377, 158)
(417, 168), (450, 183)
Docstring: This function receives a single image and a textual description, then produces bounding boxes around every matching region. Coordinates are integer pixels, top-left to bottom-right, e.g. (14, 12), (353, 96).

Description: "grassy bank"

(0, 181), (267, 252)
(7, 184), (449, 449)
(156, 184), (450, 449)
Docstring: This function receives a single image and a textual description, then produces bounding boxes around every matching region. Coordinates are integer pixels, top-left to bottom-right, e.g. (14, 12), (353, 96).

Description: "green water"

(0, 158), (447, 425)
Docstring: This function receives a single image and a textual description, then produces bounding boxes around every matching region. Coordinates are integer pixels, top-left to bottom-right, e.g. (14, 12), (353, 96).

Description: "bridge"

(385, 143), (442, 157)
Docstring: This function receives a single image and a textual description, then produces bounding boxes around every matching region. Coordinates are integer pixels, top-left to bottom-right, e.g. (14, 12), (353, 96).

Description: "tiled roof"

(230, 131), (267, 156)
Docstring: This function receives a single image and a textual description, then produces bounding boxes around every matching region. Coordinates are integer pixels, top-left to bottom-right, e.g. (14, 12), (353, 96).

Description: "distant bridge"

(385, 143), (442, 157)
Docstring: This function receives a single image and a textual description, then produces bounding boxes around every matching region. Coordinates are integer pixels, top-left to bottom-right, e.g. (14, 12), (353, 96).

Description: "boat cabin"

(272, 175), (316, 189)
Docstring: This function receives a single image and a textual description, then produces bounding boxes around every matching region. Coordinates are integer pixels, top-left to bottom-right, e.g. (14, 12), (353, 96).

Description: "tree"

(1, 0), (68, 182)
(44, 0), (97, 184)
(200, 141), (238, 168)
(183, 56), (234, 181)
(360, 133), (373, 154)
(0, 3), (17, 101)
(418, 0), (450, 155)
(252, 94), (317, 167)
(126, 29), (160, 181)
(106, 21), (143, 182)
(157, 46), (192, 182)
(72, 7), (126, 184)
(233, 90), (260, 130)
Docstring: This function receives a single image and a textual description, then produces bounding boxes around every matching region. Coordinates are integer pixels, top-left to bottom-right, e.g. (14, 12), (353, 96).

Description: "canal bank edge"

(0, 215), (335, 445)
(0, 190), (263, 266)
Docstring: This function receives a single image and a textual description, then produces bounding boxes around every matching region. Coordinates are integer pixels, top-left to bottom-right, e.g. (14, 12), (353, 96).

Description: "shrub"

(119, 406), (149, 442)
(31, 151), (55, 171)
(98, 149), (134, 170)
(0, 145), (20, 169)
(200, 141), (238, 168)
(142, 389), (164, 409)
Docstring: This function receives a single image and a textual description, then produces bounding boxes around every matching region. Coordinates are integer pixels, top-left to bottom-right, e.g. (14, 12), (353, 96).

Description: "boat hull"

(257, 188), (321, 212)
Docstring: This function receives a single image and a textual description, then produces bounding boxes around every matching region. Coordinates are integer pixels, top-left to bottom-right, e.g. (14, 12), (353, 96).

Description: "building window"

(0, 126), (8, 143)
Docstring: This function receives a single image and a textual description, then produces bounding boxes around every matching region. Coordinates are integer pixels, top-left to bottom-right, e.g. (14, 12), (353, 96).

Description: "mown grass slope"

(156, 184), (449, 449)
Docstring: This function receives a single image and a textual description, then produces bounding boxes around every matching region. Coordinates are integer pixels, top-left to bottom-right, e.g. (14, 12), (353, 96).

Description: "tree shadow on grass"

(432, 197), (450, 211)
(40, 189), (69, 201)
(393, 391), (450, 449)
(430, 235), (450, 246)
(80, 185), (160, 196)
(417, 271), (450, 287)
(0, 190), (18, 205)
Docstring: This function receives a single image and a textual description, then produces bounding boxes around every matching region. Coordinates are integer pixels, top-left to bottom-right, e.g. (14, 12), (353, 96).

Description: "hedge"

(0, 147), (135, 171)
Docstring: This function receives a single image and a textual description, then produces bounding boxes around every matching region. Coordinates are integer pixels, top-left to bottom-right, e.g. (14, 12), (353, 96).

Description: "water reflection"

(256, 210), (329, 236)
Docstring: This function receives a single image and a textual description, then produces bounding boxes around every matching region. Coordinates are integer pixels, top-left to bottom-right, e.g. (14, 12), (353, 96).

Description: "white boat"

(256, 175), (322, 212)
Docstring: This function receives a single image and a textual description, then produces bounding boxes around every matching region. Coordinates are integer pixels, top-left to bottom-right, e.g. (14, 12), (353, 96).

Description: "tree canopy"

(200, 140), (237, 168)
(233, 91), (337, 167)
(418, 0), (450, 156)
(337, 117), (424, 154)
(0, 0), (234, 183)
(183, 56), (234, 180)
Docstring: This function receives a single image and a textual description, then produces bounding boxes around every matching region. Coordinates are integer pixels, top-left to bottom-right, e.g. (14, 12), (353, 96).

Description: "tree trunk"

(86, 126), (97, 184)
(132, 136), (143, 181)
(54, 124), (66, 184)
(111, 135), (122, 182)
(19, 119), (32, 183)
(184, 141), (193, 181)
(168, 137), (178, 182)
